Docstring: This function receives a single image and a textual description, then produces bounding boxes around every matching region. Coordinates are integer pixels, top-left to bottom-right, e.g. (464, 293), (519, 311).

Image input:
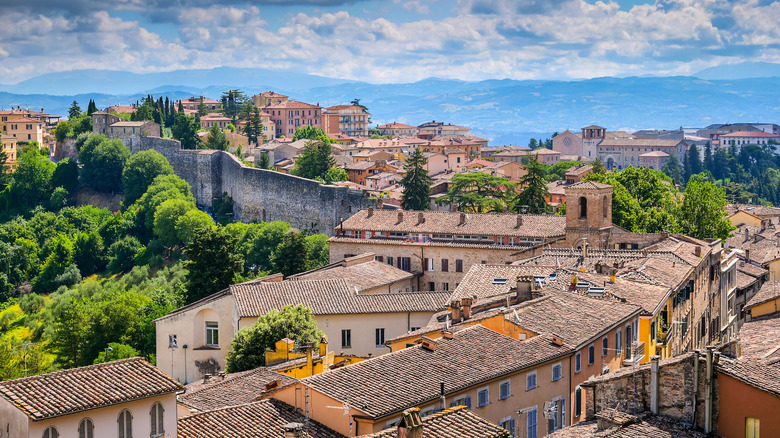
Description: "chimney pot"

(398, 211), (404, 223)
(745, 249), (750, 262)
(459, 212), (466, 225)
(461, 297), (473, 320)
(418, 212), (425, 224)
(367, 207), (374, 217)
(516, 216), (523, 228)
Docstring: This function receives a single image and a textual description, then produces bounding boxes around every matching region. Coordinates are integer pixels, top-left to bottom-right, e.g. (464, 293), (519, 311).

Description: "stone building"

(251, 91), (288, 108)
(552, 129), (583, 156)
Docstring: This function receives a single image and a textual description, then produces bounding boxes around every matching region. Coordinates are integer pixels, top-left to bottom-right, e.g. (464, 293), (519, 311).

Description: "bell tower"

(565, 181), (613, 249)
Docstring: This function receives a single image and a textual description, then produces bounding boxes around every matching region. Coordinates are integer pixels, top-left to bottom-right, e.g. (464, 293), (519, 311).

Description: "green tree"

(197, 96), (208, 117)
(49, 187), (69, 210)
(34, 233), (74, 292)
(528, 138), (538, 149)
(72, 231), (107, 276)
(270, 228), (309, 276)
(304, 234), (329, 271)
(131, 102), (154, 121)
(240, 221), (290, 274)
(51, 158), (79, 193)
(513, 154), (549, 214)
(185, 226), (244, 303)
(292, 140), (335, 180)
(592, 158), (606, 175)
(11, 146), (55, 207)
(321, 167), (348, 184)
(78, 138), (131, 192)
(93, 343), (139, 364)
(257, 151), (270, 169)
(0, 149), (11, 190)
(679, 173), (734, 240)
(244, 107), (264, 145)
(172, 113), (199, 149)
(205, 125), (228, 150)
(684, 144), (702, 180)
(703, 142), (714, 174)
(225, 304), (323, 371)
(107, 236), (143, 274)
(220, 90), (248, 120)
(48, 293), (91, 368)
(176, 209), (214, 245)
(68, 101), (82, 119)
(661, 153), (684, 186)
(437, 172), (515, 212)
(153, 198), (196, 246)
(87, 99), (98, 116)
(122, 149), (174, 206)
(400, 147), (432, 210)
(292, 126), (329, 142)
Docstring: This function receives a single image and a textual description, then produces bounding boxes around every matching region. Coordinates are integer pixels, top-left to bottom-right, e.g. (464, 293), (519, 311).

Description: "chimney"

(583, 242), (588, 258)
(367, 207), (374, 217)
(203, 373), (211, 383)
(284, 423), (306, 438)
(397, 408), (423, 438)
(417, 212), (425, 224)
(745, 249), (750, 262)
(650, 355), (660, 414)
(461, 297), (472, 320)
(450, 300), (461, 322)
(440, 382), (446, 411)
(745, 228), (750, 241)
(459, 212), (466, 225)
(441, 330), (454, 340)
(516, 216), (523, 228)
(398, 211), (404, 223)
(695, 246), (702, 257)
(319, 336), (328, 358)
(551, 335), (564, 346)
(305, 342), (314, 375)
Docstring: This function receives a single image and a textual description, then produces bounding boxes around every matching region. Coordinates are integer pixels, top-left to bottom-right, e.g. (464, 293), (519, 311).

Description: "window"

(500, 380), (511, 399)
(575, 387), (582, 416)
(428, 282), (435, 291)
(575, 352), (581, 372)
(527, 408), (537, 438)
(341, 329), (351, 348)
(547, 398), (565, 433)
(588, 345), (595, 365)
(117, 409), (132, 438)
(746, 417), (760, 438)
(442, 259), (449, 272)
(455, 259), (463, 272)
(400, 257), (411, 271)
(425, 258), (434, 271)
(168, 334), (177, 348)
(451, 395), (472, 410)
(387, 256), (394, 266)
(579, 197), (587, 218)
(150, 402), (164, 437)
(616, 329), (623, 355)
(478, 388), (489, 407)
(205, 322), (219, 346)
(78, 418), (94, 438)
(526, 371), (537, 390)
(500, 417), (516, 437)
(443, 283), (449, 291)
(603, 337), (609, 356)
(42, 427), (59, 438)
(375, 328), (385, 346)
(552, 364), (562, 381)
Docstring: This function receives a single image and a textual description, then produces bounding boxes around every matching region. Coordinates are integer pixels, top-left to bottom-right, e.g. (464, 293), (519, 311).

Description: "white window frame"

(205, 321), (219, 346)
(342, 329), (352, 348)
(375, 328), (386, 347)
(526, 371), (537, 390)
(150, 402), (165, 437)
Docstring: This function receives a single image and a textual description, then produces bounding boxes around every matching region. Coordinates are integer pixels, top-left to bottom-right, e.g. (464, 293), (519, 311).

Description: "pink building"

(266, 100), (322, 137)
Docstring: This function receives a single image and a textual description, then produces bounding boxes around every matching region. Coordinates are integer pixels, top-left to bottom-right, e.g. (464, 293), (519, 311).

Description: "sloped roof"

(336, 209), (566, 238)
(230, 279), (449, 317)
(547, 410), (706, 438)
(177, 398), (343, 438)
(0, 358), (182, 420)
(302, 325), (571, 419)
(289, 257), (415, 292)
(359, 406), (510, 438)
(567, 181), (613, 190)
(179, 367), (296, 412)
(718, 313), (780, 398)
(598, 138), (684, 148)
(745, 278), (780, 310)
(448, 264), (555, 303)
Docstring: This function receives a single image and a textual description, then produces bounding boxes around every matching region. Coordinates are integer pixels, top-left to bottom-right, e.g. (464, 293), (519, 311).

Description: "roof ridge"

(0, 357), (145, 385)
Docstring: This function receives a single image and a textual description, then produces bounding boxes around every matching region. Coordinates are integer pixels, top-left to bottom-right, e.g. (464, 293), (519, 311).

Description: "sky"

(2, 0), (780, 84)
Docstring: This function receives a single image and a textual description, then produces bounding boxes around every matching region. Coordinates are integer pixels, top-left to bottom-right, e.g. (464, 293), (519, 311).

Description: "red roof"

(4, 117), (41, 123)
(266, 100), (321, 109)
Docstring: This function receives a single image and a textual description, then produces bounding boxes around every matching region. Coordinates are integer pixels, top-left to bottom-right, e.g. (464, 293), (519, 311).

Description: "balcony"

(622, 341), (645, 367)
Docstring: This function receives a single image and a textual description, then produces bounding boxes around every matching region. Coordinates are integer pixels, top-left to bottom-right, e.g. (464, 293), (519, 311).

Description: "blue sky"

(1, 0), (778, 84)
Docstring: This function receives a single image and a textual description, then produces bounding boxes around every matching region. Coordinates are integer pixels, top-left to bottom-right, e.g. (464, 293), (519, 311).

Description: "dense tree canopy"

(122, 149), (174, 206)
(78, 135), (131, 193)
(184, 226), (244, 303)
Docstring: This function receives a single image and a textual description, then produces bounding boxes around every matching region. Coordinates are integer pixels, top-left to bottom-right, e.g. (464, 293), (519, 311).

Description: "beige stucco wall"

(155, 294), (238, 384)
(0, 397), (29, 437)
(239, 312), (435, 358)
(329, 241), (521, 291)
(18, 393), (177, 438)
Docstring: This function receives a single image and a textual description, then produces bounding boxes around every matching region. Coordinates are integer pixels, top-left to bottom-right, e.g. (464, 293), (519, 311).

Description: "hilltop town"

(0, 92), (779, 438)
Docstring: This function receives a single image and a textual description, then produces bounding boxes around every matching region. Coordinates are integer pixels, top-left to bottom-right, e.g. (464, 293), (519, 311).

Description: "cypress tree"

(400, 147), (432, 210)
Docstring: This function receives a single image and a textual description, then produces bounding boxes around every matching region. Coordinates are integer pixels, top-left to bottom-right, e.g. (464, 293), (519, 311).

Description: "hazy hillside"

(3, 67), (780, 145)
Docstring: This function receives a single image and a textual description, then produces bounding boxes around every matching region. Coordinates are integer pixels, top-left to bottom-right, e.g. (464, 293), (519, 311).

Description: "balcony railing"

(622, 341), (645, 367)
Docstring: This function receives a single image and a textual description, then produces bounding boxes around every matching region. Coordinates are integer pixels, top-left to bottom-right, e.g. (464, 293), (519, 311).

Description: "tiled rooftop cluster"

(179, 367), (297, 412)
(360, 406), (510, 438)
(0, 358), (182, 420)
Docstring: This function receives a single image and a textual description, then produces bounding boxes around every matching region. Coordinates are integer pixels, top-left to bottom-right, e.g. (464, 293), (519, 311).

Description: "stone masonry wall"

(136, 137), (372, 235)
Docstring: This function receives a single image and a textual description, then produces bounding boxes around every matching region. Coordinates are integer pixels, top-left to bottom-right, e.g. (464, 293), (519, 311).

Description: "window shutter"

(78, 421), (84, 438)
(509, 418), (515, 437)
(118, 413), (125, 438)
(158, 403), (165, 434)
(450, 400), (457, 407)
(423, 258), (428, 271)
(464, 396), (471, 410)
(150, 405), (157, 436)
(575, 388), (582, 416)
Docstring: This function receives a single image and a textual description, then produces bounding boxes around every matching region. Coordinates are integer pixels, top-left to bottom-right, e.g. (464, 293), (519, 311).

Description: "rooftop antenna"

(326, 401), (353, 437)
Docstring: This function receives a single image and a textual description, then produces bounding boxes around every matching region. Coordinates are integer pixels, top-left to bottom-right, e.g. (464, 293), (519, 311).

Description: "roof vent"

(417, 338), (438, 352)
(551, 335), (564, 346)
(575, 282), (591, 290)
(548, 272), (558, 281)
(367, 207), (374, 217)
(492, 278), (509, 285)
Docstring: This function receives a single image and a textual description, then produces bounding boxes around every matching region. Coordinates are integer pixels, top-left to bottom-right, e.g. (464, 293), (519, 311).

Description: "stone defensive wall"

(136, 137), (373, 235)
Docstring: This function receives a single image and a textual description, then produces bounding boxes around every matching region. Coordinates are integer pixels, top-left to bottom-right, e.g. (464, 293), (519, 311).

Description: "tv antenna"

(326, 400), (353, 437)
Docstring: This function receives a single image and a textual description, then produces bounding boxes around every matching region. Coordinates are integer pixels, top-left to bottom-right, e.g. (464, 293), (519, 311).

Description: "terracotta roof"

(177, 398), (343, 438)
(345, 160), (377, 170)
(5, 117), (41, 123)
(597, 138), (684, 148)
(725, 203), (780, 217)
(288, 255), (415, 292)
(266, 100), (322, 109)
(725, 227), (780, 264)
(179, 367), (297, 412)
(494, 148), (560, 157)
(359, 406), (510, 438)
(547, 410), (706, 437)
(107, 105), (137, 113)
(448, 264), (556, 303)
(230, 279), (449, 317)
(745, 278), (780, 310)
(567, 181), (613, 190)
(639, 151), (670, 157)
(327, 236), (536, 251)
(547, 180), (569, 195)
(302, 325), (571, 419)
(718, 357), (780, 399)
(737, 261), (768, 280)
(505, 291), (643, 348)
(564, 164), (593, 177)
(200, 113), (231, 121)
(336, 209), (566, 238)
(110, 121), (156, 127)
(377, 123), (417, 129)
(582, 125), (605, 129)
(0, 358), (182, 420)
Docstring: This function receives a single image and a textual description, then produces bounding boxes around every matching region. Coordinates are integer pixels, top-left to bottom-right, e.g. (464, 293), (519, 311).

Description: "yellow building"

(728, 210), (764, 228)
(744, 278), (780, 319)
(1, 134), (17, 171)
(2, 117), (44, 145)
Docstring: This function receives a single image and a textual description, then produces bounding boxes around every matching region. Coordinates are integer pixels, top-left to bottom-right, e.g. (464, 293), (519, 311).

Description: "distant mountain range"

(2, 65), (780, 145)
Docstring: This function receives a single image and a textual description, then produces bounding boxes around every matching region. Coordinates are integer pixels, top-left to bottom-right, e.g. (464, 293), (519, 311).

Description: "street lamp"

(105, 346), (113, 362)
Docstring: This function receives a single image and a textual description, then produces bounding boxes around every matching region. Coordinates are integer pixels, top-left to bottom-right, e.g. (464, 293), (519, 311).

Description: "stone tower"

(565, 181), (613, 249)
(581, 125), (605, 159)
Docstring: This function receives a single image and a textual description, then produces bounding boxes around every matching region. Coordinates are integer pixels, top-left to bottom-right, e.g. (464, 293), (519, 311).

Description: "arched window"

(150, 402), (165, 437)
(78, 418), (94, 438)
(42, 426), (59, 438)
(579, 197), (587, 219)
(118, 409), (133, 438)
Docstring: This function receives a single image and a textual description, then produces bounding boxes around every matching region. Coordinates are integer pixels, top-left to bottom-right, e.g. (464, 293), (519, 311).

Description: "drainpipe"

(440, 382), (445, 411)
(704, 347), (714, 434)
(650, 355), (659, 415)
(692, 350), (700, 429)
